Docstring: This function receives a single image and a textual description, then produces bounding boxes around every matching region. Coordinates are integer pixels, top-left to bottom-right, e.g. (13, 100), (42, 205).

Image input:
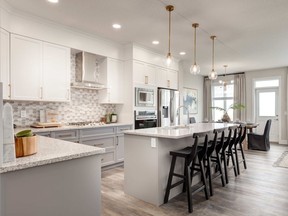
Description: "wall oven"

(134, 110), (157, 129)
(135, 87), (155, 107)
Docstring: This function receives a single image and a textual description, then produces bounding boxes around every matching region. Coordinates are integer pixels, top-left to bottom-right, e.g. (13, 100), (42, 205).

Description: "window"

(255, 79), (279, 88)
(212, 83), (234, 121)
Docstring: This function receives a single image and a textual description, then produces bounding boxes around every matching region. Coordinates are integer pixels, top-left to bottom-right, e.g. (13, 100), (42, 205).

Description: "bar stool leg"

(229, 148), (238, 177)
(185, 159), (193, 213)
(222, 153), (229, 184)
(164, 156), (176, 203)
(234, 144), (240, 175)
(216, 152), (225, 187)
(199, 158), (209, 200)
(239, 143), (247, 169)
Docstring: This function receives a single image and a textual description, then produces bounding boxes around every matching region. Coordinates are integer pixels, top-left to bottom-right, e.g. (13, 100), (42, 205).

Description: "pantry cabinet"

(0, 28), (10, 99)
(133, 61), (156, 86)
(10, 34), (70, 101)
(98, 58), (124, 104)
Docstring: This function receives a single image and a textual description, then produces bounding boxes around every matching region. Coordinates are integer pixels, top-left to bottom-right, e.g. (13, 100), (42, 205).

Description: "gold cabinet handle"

(40, 87), (43, 99)
(145, 76), (148, 84)
(8, 84), (11, 98)
(167, 80), (170, 88)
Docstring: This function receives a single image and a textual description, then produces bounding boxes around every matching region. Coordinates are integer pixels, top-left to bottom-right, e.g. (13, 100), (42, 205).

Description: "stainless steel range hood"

(71, 52), (105, 89)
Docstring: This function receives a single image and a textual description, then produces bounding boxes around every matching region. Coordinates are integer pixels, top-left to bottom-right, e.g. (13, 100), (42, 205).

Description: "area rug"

(273, 151), (288, 168)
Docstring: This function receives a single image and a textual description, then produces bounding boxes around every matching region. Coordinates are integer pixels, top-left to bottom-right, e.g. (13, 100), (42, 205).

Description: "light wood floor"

(101, 144), (288, 216)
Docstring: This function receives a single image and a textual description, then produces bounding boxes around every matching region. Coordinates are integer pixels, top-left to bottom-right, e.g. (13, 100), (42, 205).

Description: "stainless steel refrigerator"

(157, 88), (179, 127)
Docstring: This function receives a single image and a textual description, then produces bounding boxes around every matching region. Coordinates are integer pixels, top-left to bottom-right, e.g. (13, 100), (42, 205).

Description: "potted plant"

(15, 129), (38, 157)
(210, 103), (245, 122)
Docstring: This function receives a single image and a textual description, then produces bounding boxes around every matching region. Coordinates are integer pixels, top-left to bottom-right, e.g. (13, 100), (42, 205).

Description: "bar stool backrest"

(228, 126), (239, 149)
(214, 128), (226, 153)
(193, 131), (211, 161)
(239, 125), (247, 145)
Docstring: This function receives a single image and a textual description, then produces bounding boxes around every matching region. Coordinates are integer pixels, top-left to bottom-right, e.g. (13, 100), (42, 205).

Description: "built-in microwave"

(135, 87), (155, 107)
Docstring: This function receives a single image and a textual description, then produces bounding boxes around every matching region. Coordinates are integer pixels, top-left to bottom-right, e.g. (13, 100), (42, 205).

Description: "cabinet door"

(133, 61), (156, 86)
(0, 29), (10, 99)
(157, 67), (168, 88)
(98, 58), (124, 104)
(167, 69), (178, 90)
(116, 135), (124, 162)
(42, 42), (70, 101)
(106, 58), (124, 103)
(10, 34), (42, 100)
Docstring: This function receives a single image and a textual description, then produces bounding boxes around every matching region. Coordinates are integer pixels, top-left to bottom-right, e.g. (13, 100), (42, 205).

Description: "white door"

(255, 88), (279, 142)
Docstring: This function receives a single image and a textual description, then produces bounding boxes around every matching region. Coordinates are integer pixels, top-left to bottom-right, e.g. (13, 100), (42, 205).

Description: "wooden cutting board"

(31, 122), (62, 128)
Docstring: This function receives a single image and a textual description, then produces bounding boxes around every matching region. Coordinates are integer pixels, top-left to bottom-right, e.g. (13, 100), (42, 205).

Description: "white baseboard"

(279, 140), (288, 144)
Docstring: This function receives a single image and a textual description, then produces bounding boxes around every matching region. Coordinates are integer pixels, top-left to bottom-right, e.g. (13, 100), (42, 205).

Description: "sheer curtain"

(234, 73), (246, 121)
(203, 78), (212, 121)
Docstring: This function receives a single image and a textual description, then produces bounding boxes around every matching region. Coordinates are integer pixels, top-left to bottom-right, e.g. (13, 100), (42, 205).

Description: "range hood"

(71, 52), (105, 89)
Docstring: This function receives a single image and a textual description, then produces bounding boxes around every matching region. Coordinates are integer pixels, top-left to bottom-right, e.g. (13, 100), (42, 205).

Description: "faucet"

(176, 105), (190, 126)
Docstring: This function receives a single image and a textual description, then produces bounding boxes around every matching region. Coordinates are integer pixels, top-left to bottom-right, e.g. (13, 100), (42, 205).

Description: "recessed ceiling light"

(179, 52), (186, 55)
(112, 24), (122, 29)
(47, 0), (59, 3)
(152, 41), (159, 45)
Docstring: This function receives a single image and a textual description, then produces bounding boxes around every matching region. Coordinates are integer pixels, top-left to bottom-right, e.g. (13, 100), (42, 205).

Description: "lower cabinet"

(34, 124), (132, 167)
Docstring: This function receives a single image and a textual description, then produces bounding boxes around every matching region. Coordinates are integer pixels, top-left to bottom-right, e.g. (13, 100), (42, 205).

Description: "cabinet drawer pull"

(8, 84), (11, 98)
(58, 134), (73, 138)
(93, 143), (104, 146)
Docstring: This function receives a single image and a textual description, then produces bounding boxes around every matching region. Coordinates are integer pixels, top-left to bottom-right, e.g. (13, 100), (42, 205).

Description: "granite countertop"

(0, 135), (105, 174)
(124, 123), (237, 139)
(14, 122), (133, 133)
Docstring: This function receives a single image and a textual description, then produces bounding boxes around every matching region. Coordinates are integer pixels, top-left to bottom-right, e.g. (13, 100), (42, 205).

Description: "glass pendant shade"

(190, 64), (200, 75)
(209, 69), (218, 80)
(166, 53), (172, 66)
(209, 36), (218, 80)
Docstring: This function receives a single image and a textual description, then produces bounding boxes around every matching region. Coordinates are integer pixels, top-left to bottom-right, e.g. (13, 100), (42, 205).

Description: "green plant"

(210, 103), (245, 113)
(15, 129), (33, 138)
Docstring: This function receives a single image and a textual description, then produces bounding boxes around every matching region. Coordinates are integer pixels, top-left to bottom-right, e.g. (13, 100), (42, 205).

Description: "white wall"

(179, 61), (204, 123)
(245, 67), (288, 143)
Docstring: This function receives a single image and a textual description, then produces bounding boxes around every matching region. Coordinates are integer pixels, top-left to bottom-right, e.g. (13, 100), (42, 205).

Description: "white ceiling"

(4, 0), (288, 75)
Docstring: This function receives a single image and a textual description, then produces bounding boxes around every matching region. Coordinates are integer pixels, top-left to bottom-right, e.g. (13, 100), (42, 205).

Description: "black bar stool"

(234, 125), (247, 174)
(220, 125), (234, 184)
(226, 126), (240, 177)
(197, 128), (226, 196)
(164, 131), (210, 213)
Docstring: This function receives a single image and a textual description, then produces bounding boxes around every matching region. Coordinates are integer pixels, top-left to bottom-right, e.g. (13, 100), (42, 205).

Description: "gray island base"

(124, 123), (235, 206)
(0, 136), (104, 216)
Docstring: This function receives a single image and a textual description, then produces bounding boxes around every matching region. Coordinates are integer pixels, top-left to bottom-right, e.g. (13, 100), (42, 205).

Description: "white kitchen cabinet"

(0, 28), (10, 99)
(10, 34), (70, 101)
(10, 34), (42, 100)
(133, 61), (156, 86)
(115, 125), (132, 162)
(157, 67), (178, 90)
(42, 42), (70, 101)
(98, 58), (124, 104)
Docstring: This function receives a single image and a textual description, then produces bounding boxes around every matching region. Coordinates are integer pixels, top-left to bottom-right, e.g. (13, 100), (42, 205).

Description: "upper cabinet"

(42, 42), (70, 101)
(98, 58), (124, 104)
(0, 28), (10, 99)
(133, 61), (156, 86)
(157, 67), (178, 90)
(10, 34), (70, 101)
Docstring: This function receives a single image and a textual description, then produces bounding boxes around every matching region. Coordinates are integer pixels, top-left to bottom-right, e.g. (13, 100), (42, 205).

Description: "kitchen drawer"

(51, 129), (79, 141)
(80, 126), (116, 138)
(101, 148), (115, 167)
(80, 136), (115, 148)
(117, 125), (132, 134)
(34, 131), (51, 137)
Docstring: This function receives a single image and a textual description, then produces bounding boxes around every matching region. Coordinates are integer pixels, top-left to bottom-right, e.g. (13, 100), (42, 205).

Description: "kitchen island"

(0, 135), (104, 216)
(124, 123), (235, 206)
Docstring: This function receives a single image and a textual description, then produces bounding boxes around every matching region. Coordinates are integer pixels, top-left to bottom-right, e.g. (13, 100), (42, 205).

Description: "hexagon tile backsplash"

(5, 53), (115, 127)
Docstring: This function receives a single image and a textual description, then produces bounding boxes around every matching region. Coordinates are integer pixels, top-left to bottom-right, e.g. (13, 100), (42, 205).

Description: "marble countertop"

(14, 122), (133, 133)
(124, 123), (237, 139)
(0, 135), (105, 174)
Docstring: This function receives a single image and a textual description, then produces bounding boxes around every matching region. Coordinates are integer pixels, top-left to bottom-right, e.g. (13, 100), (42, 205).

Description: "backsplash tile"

(5, 53), (115, 127)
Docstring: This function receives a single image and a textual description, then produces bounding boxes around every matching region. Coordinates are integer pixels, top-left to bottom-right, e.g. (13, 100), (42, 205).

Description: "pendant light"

(165, 5), (174, 66)
(190, 23), (200, 75)
(209, 36), (218, 80)
(219, 65), (228, 92)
